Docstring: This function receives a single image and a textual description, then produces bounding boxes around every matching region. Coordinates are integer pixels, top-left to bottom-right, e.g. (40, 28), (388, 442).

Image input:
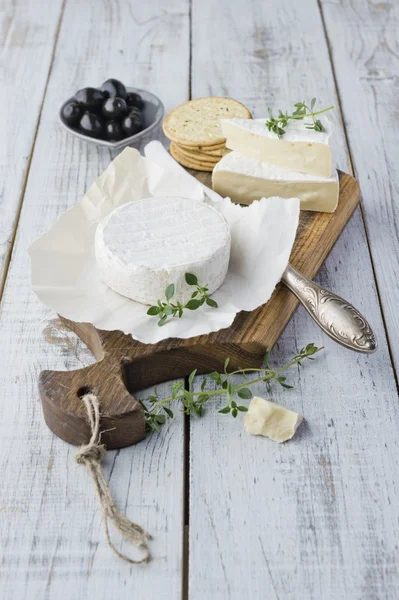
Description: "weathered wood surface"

(319, 0), (399, 374)
(0, 0), (398, 598)
(189, 0), (399, 598)
(0, 0), (64, 289)
(0, 0), (189, 598)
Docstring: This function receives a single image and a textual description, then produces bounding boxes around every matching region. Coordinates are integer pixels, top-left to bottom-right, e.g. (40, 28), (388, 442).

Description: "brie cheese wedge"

(221, 117), (333, 177)
(95, 196), (231, 305)
(213, 151), (339, 213)
(244, 396), (303, 443)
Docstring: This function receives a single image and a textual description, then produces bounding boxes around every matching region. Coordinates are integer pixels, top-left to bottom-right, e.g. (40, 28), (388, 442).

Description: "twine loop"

(75, 393), (152, 564)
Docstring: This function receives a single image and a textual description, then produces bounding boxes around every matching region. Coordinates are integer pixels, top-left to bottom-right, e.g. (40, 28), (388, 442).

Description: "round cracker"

(170, 143), (218, 168)
(178, 142), (227, 159)
(163, 97), (251, 146)
(179, 141), (226, 152)
(170, 144), (217, 172)
(173, 143), (220, 164)
(198, 146), (230, 158)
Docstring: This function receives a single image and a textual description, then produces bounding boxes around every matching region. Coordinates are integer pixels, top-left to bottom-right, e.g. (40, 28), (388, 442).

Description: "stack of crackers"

(163, 97), (252, 172)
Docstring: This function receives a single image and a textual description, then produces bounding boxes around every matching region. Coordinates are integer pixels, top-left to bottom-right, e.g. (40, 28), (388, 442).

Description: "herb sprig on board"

(266, 98), (334, 138)
(140, 343), (322, 433)
(147, 273), (218, 327)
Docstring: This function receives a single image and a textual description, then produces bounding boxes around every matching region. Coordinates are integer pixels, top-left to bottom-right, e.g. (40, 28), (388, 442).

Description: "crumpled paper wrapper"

(29, 143), (299, 344)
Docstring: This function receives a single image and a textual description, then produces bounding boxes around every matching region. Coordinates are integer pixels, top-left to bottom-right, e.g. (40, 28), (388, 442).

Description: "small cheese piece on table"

(212, 151), (339, 213)
(244, 396), (303, 443)
(221, 117), (333, 177)
(95, 196), (231, 305)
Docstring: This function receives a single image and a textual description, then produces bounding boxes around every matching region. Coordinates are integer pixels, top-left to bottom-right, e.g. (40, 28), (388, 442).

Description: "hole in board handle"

(77, 386), (94, 399)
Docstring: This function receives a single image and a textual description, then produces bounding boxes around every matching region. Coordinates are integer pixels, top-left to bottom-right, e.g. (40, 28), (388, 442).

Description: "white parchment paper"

(29, 144), (299, 344)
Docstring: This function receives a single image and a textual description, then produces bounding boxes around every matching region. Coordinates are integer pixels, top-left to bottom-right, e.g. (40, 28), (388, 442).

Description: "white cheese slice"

(95, 196), (231, 305)
(221, 117), (333, 177)
(244, 396), (303, 443)
(212, 151), (339, 213)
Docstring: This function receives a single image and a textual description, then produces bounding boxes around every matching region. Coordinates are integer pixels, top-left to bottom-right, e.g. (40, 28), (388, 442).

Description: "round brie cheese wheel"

(95, 196), (231, 305)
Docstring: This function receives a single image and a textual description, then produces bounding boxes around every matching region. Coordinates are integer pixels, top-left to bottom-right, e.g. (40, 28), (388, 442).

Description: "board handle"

(281, 264), (377, 354)
(39, 358), (146, 449)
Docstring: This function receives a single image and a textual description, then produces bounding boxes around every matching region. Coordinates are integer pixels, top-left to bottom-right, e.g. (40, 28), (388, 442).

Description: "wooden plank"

(189, 0), (399, 598)
(0, 0), (190, 597)
(318, 0), (399, 374)
(0, 0), (64, 290)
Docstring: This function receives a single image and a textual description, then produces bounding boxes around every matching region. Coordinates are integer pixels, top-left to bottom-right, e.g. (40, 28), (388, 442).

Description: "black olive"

(61, 101), (83, 126)
(100, 78), (127, 99)
(102, 97), (128, 119)
(122, 111), (143, 137)
(79, 111), (104, 138)
(126, 91), (144, 110)
(74, 87), (106, 109)
(104, 120), (124, 141)
(127, 106), (141, 118)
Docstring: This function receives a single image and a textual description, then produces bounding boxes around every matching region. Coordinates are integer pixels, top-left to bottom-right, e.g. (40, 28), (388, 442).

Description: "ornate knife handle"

(282, 264), (377, 354)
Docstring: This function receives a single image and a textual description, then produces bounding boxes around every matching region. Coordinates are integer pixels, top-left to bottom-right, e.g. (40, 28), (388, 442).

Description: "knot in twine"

(76, 443), (106, 464)
(75, 393), (152, 564)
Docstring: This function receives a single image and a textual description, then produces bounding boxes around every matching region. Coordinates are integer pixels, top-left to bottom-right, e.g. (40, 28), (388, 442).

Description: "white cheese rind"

(95, 196), (231, 305)
(212, 151), (339, 213)
(244, 396), (303, 443)
(221, 117), (333, 177)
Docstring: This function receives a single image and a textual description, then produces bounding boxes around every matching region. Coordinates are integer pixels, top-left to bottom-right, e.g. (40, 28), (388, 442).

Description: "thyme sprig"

(266, 98), (334, 138)
(147, 273), (218, 327)
(140, 343), (322, 433)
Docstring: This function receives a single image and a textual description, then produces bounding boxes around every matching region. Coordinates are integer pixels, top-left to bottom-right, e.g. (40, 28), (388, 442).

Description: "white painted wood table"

(0, 0), (398, 598)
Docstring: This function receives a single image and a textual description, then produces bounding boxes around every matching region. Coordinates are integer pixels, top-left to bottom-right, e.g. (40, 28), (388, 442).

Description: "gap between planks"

(183, 13), (194, 590)
(0, 0), (67, 301)
(179, 376), (196, 600)
(182, 402), (191, 600)
(188, 0), (193, 101)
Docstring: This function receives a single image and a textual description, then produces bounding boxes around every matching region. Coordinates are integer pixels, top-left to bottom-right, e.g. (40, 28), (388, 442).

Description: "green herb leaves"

(185, 273), (198, 286)
(237, 387), (252, 399)
(266, 98), (334, 138)
(165, 284), (175, 302)
(147, 273), (218, 327)
(141, 343), (323, 432)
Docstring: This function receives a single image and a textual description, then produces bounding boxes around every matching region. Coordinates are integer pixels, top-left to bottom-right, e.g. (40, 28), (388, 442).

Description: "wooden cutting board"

(39, 170), (359, 449)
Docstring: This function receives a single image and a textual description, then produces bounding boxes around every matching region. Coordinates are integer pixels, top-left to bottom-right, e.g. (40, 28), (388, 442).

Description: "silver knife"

(282, 264), (377, 353)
